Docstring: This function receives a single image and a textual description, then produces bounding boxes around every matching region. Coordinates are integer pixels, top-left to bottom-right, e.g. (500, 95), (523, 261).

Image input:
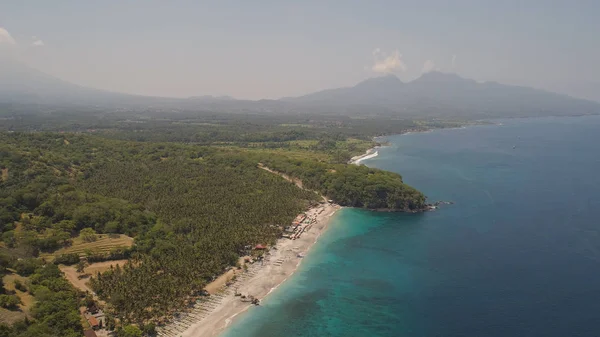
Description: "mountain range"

(1, 56), (599, 119)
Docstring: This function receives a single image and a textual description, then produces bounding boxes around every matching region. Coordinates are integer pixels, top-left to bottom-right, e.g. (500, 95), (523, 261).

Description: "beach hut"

(292, 214), (307, 225)
(87, 315), (99, 330)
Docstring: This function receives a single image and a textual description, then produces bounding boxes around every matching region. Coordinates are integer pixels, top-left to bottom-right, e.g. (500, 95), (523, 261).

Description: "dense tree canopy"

(0, 258), (82, 337)
(257, 155), (427, 211)
(0, 127), (426, 332)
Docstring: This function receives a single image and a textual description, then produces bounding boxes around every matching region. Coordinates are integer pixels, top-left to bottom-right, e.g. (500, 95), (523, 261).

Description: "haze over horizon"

(2, 0), (599, 101)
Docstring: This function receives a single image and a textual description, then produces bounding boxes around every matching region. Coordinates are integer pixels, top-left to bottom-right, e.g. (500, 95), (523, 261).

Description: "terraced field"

(42, 234), (134, 261)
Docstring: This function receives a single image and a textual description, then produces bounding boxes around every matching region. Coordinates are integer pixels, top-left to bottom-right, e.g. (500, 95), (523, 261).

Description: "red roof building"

(254, 244), (266, 250)
(292, 214), (306, 225)
(87, 315), (99, 329)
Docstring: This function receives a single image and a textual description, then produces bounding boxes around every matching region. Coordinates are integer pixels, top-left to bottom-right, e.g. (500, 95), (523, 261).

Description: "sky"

(1, 0), (599, 100)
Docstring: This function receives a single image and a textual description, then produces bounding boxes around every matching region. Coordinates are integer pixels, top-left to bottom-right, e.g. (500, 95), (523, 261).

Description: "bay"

(222, 115), (600, 337)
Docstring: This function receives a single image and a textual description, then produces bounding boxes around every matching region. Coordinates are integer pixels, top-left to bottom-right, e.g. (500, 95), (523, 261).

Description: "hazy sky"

(1, 0), (599, 100)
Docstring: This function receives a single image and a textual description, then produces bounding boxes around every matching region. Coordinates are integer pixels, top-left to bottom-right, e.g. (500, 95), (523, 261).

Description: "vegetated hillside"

(0, 131), (426, 330)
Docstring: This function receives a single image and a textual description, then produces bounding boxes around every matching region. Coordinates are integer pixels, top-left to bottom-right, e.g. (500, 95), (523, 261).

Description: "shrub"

(13, 280), (27, 292)
(54, 253), (81, 266)
(13, 259), (43, 277)
(79, 228), (97, 243)
(0, 294), (21, 310)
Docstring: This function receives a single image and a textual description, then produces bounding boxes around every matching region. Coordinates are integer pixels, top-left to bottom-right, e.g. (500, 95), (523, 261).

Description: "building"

(87, 315), (99, 330)
(292, 214), (306, 225)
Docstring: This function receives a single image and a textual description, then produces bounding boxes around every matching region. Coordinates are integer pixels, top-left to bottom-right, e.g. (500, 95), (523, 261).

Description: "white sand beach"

(350, 148), (379, 165)
(157, 202), (340, 337)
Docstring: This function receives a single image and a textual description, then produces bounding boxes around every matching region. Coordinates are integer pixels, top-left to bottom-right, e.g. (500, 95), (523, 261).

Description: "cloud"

(422, 60), (436, 73)
(451, 54), (457, 68)
(30, 36), (45, 47)
(0, 27), (16, 45)
(371, 49), (407, 73)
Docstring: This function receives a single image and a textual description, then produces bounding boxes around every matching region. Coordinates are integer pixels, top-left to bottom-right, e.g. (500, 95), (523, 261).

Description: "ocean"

(222, 115), (600, 337)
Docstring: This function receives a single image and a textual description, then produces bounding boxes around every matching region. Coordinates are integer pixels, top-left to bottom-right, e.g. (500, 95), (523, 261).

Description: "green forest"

(257, 155), (426, 211)
(0, 116), (430, 335)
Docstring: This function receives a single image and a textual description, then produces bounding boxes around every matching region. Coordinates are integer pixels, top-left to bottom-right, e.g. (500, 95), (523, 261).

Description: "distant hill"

(1, 55), (599, 119)
(282, 74), (405, 106)
(187, 95), (236, 101)
(286, 72), (600, 118)
(0, 55), (136, 105)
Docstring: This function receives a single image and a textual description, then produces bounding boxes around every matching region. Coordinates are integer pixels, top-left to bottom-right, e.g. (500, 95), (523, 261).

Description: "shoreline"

(349, 147), (380, 165)
(159, 202), (341, 337)
(160, 127), (461, 337)
(349, 127), (440, 165)
(350, 124), (479, 165)
(351, 149), (379, 165)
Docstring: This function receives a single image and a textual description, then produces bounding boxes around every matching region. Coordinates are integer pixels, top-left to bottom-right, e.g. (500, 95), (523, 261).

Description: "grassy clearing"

(255, 148), (330, 161)
(84, 260), (129, 275)
(286, 140), (318, 148)
(336, 138), (375, 154)
(0, 273), (34, 325)
(3, 274), (34, 312)
(214, 138), (374, 163)
(42, 234), (134, 261)
(0, 308), (26, 325)
(238, 147), (331, 162)
(61, 260), (128, 296)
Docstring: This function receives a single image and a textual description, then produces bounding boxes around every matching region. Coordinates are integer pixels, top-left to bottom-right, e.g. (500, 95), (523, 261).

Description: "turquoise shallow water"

(223, 115), (600, 337)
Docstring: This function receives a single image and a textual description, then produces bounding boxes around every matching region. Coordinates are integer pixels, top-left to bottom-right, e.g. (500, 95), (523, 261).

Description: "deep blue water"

(222, 116), (600, 337)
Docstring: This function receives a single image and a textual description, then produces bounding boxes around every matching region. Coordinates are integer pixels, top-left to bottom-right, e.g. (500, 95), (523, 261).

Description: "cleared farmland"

(42, 234), (134, 261)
